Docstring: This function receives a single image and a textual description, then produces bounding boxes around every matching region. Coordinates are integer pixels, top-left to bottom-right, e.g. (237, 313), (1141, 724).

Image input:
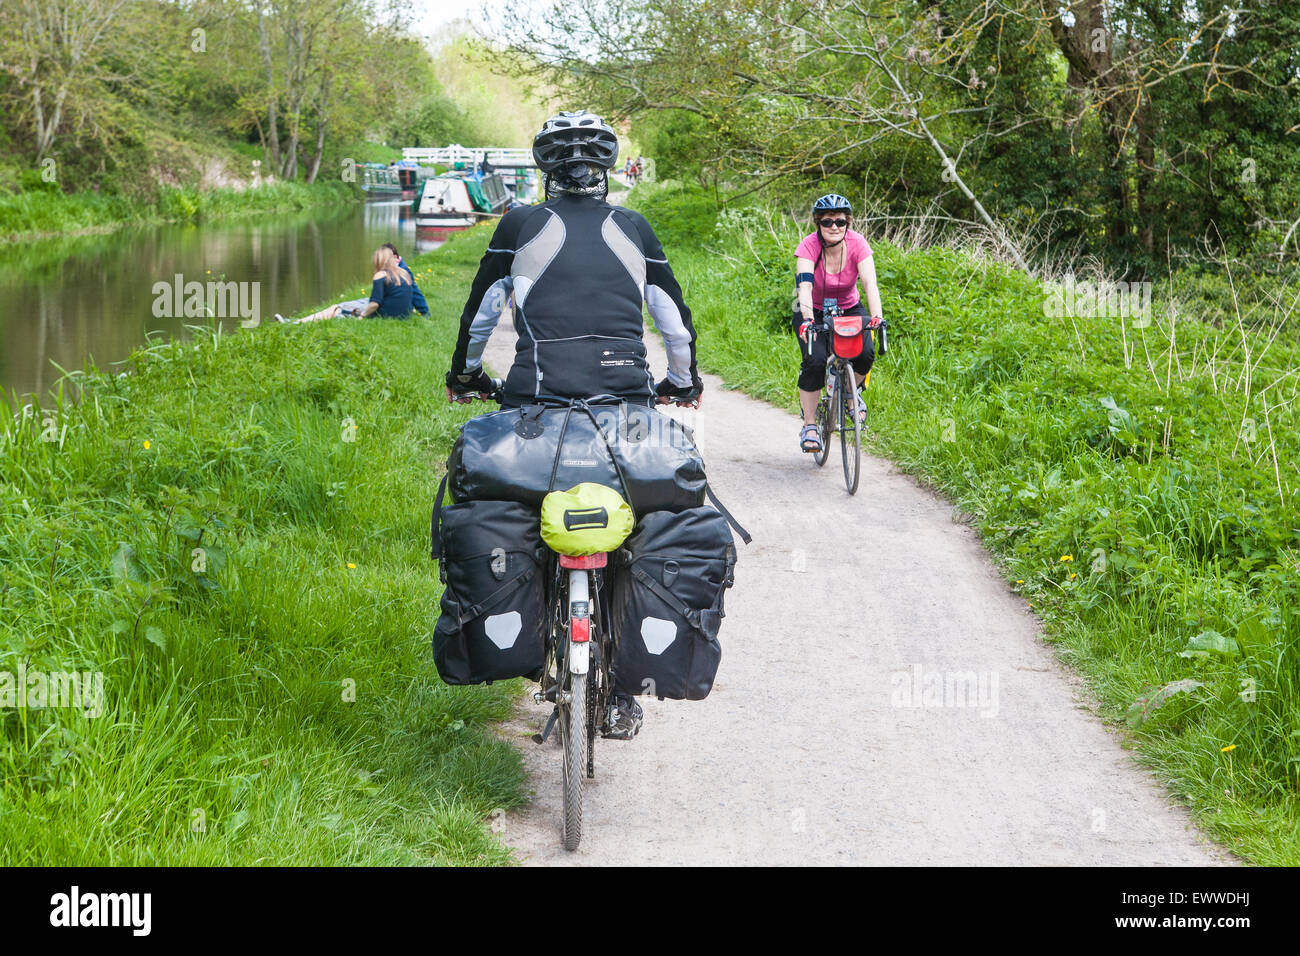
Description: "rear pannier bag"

(610, 508), (737, 700)
(448, 403), (706, 514)
(431, 490), (547, 685)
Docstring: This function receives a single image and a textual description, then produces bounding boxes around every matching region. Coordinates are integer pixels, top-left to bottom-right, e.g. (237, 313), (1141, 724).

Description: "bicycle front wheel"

(561, 670), (586, 851)
(813, 393), (831, 467)
(839, 370), (861, 495)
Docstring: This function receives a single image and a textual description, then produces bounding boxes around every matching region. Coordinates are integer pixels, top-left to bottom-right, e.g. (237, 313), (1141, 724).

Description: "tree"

(505, 0), (1300, 269)
(0, 0), (133, 161)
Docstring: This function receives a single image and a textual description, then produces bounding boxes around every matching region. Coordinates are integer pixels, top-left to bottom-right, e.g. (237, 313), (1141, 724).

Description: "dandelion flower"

(143, 440), (151, 449)
(347, 562), (357, 569)
(1069, 572), (1077, 580)
(1221, 744), (1236, 753)
(1016, 580), (1024, 585)
(1060, 554), (1073, 562)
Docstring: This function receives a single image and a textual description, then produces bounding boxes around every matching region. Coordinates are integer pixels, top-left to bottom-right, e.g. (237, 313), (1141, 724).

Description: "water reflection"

(0, 198), (444, 400)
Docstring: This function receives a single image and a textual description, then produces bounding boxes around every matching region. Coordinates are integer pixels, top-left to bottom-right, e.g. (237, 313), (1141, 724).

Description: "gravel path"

(480, 318), (1231, 866)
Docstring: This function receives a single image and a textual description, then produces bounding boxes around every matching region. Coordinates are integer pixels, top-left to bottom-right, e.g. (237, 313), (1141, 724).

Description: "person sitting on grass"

(277, 247), (415, 323)
(381, 242), (429, 316)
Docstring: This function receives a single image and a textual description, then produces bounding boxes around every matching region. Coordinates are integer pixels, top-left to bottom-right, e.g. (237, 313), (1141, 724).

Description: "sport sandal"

(800, 423), (823, 453)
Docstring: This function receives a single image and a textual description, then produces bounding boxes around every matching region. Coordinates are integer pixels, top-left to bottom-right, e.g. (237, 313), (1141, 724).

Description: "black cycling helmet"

(813, 193), (852, 216)
(532, 110), (620, 174)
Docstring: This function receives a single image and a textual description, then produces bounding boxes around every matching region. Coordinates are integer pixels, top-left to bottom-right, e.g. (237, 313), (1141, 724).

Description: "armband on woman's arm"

(796, 272), (815, 285)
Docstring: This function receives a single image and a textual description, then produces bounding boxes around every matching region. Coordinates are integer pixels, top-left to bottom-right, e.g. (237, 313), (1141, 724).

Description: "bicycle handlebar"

(449, 383), (696, 409)
(804, 316), (890, 356)
(449, 377), (504, 405)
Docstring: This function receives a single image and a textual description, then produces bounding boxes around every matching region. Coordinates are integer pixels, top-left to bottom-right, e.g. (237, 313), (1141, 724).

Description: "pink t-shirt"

(795, 229), (873, 309)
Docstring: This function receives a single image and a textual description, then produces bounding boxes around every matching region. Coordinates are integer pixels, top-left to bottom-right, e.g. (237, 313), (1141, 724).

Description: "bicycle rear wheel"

(561, 669), (586, 851)
(839, 368), (861, 495)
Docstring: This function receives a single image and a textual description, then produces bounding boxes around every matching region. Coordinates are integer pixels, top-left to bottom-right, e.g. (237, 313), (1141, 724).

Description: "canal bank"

(1, 196), (445, 401)
(0, 225), (526, 865)
(0, 180), (361, 245)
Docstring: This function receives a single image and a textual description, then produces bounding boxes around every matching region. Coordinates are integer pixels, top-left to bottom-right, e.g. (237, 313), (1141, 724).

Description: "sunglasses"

(819, 218), (848, 228)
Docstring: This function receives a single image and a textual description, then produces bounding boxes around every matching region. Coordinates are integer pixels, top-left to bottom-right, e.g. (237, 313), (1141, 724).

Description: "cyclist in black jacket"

(446, 110), (703, 410)
(445, 111), (703, 740)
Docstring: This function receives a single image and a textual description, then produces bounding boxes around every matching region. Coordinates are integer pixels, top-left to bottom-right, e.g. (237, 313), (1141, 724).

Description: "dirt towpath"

(482, 326), (1230, 866)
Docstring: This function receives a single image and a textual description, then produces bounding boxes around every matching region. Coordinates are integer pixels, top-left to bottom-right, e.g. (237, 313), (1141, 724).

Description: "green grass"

(0, 226), (529, 864)
(632, 181), (1300, 865)
(0, 180), (362, 244)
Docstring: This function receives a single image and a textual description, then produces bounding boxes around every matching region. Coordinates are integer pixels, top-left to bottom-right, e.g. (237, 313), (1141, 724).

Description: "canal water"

(0, 199), (444, 401)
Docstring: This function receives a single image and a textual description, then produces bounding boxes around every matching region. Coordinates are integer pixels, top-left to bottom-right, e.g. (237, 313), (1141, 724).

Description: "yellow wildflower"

(1221, 744), (1236, 753)
(1060, 554), (1073, 562)
(142, 440), (151, 449)
(347, 563), (357, 569)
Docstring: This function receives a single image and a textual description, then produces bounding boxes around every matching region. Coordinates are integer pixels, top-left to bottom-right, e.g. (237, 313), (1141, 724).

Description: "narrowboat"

(413, 170), (514, 231)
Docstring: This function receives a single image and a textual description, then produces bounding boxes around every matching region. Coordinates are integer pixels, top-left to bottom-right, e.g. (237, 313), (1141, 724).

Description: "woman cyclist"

(793, 194), (884, 454)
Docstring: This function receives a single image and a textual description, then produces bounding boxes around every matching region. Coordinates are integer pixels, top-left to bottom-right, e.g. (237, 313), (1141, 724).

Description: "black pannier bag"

(447, 402), (706, 515)
(610, 507), (737, 700)
(431, 482), (548, 685)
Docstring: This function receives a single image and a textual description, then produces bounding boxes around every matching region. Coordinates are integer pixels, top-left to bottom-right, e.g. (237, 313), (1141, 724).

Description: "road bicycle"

(807, 300), (888, 495)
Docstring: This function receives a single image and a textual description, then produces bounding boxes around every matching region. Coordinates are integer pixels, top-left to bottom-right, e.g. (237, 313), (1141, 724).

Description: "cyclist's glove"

(446, 367), (495, 395)
(655, 377), (704, 404)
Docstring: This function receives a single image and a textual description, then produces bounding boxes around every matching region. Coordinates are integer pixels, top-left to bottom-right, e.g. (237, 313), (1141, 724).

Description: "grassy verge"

(0, 226), (527, 865)
(0, 180), (362, 244)
(632, 181), (1300, 864)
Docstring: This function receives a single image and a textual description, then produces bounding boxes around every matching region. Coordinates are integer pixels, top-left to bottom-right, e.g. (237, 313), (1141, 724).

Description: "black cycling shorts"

(792, 305), (874, 392)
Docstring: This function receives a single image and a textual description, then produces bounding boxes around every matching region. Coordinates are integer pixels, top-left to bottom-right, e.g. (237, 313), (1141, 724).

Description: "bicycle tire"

(586, 657), (597, 779)
(813, 393), (831, 467)
(561, 667), (586, 851)
(839, 369), (861, 495)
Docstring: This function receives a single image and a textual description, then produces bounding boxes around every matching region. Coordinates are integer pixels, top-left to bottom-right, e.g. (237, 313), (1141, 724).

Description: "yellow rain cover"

(540, 483), (634, 556)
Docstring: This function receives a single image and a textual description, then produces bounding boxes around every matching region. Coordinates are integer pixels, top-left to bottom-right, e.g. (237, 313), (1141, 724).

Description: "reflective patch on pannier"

(485, 611), (522, 650)
(640, 617), (677, 655)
